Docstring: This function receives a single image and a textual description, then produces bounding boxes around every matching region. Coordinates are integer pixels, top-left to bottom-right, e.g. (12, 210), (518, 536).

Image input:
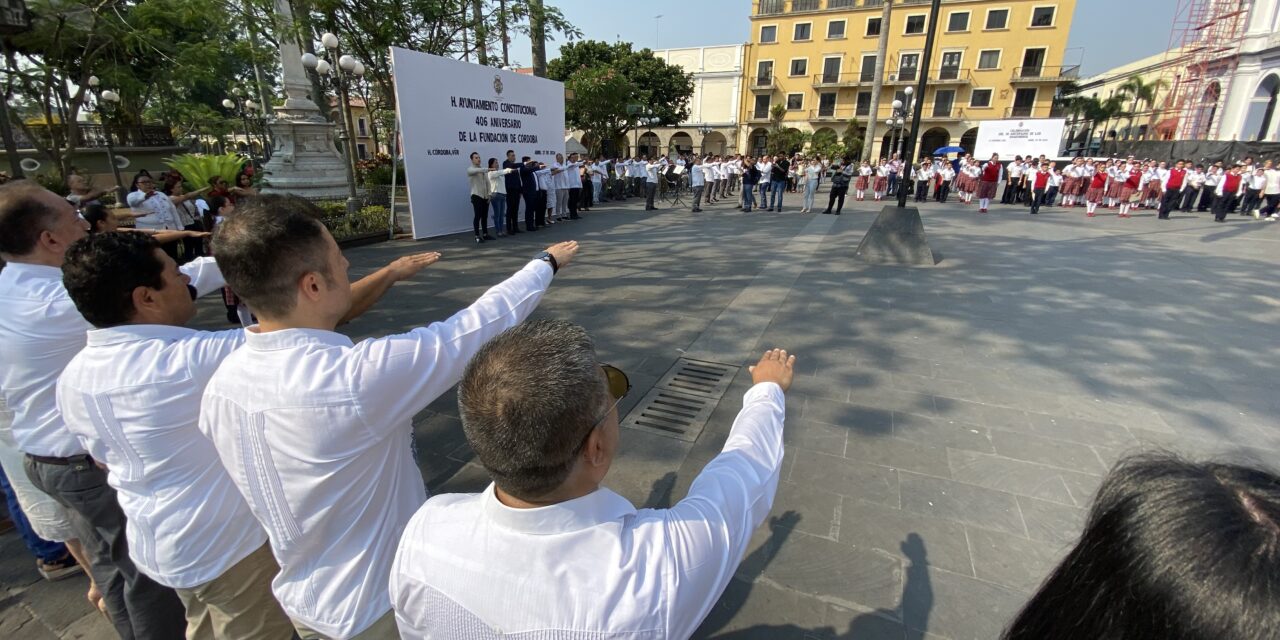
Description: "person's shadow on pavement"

(697, 530), (934, 640)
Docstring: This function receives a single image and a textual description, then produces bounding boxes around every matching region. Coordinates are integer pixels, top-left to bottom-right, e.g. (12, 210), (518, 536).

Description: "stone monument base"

(854, 205), (941, 266)
(260, 115), (351, 199)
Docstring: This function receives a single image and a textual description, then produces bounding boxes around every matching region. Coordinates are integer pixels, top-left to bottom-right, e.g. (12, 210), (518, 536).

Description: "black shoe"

(483, 234), (495, 240)
(509, 229), (520, 234)
(835, 211), (842, 215)
(527, 226), (537, 232)
(822, 210), (832, 214)
(475, 236), (484, 243)
(569, 215), (581, 220)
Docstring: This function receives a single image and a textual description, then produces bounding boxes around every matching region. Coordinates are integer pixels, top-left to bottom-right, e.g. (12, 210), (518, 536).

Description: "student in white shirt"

(0, 181), (221, 639)
(1261, 159), (1280, 220)
(643, 158), (662, 210)
(564, 152), (583, 220)
(198, 197), (580, 640)
(690, 155), (706, 212)
(58, 230), (440, 639)
(391, 321), (795, 639)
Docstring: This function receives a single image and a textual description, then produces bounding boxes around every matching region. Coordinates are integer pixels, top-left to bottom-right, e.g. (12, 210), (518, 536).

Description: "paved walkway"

(3, 188), (1277, 639)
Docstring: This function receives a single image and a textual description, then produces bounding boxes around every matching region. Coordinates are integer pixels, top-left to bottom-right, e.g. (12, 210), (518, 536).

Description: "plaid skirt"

(1118, 184), (1138, 201)
(1143, 181), (1162, 200)
(1086, 185), (1106, 202)
(873, 176), (888, 191)
(855, 175), (870, 190)
(976, 180), (999, 199)
(1062, 177), (1079, 195)
(1105, 180), (1124, 199)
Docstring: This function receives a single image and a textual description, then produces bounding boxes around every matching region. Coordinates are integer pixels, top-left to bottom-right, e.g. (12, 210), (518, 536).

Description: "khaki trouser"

(293, 610), (398, 640)
(176, 543), (294, 640)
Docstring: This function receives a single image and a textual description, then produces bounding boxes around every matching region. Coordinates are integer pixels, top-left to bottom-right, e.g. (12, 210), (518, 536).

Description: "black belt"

(27, 453), (92, 466)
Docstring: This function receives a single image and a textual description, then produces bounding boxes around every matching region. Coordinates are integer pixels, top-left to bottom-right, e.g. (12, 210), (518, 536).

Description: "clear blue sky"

(509, 0), (1172, 77)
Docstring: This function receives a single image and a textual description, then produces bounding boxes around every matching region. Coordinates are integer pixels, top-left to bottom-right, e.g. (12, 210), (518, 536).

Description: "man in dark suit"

(502, 150), (524, 234)
(519, 157), (541, 232)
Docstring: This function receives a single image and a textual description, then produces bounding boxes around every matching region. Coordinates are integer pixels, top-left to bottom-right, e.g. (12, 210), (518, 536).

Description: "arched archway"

(919, 127), (950, 161)
(749, 128), (769, 156)
(881, 131), (897, 160)
(702, 131), (728, 155)
(669, 132), (694, 155)
(638, 131), (661, 158)
(1245, 74), (1279, 141)
(959, 128), (978, 156)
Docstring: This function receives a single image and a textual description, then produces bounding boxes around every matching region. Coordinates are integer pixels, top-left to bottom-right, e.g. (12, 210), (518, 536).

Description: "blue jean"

(0, 466), (68, 563)
(770, 179), (787, 209)
(759, 181), (770, 203)
(490, 193), (506, 234)
(742, 184), (757, 210)
(803, 179), (818, 210)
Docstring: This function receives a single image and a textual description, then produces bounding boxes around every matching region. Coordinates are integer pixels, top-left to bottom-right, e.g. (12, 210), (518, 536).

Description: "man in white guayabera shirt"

(198, 194), (580, 640)
(0, 181), (225, 639)
(390, 320), (795, 639)
(56, 229), (441, 639)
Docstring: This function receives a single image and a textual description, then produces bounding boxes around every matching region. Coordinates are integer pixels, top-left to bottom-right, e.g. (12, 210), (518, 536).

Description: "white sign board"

(975, 119), (1066, 160)
(390, 47), (566, 239)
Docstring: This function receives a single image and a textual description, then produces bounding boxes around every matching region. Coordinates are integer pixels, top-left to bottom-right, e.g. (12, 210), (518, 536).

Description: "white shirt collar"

(480, 483), (636, 535)
(86, 323), (203, 346)
(2, 261), (62, 279)
(244, 327), (354, 350)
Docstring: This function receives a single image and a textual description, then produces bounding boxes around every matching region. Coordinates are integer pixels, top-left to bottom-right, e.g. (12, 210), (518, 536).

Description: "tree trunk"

(473, 0), (489, 66)
(862, 0), (893, 161)
(529, 0), (547, 77)
(498, 0), (510, 67)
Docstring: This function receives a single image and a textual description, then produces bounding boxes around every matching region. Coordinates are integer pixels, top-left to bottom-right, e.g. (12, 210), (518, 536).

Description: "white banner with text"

(976, 118), (1066, 160)
(390, 47), (565, 239)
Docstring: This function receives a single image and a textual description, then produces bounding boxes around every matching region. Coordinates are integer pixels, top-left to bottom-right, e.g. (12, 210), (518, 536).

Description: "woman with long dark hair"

(1004, 453), (1280, 640)
(466, 152), (493, 243)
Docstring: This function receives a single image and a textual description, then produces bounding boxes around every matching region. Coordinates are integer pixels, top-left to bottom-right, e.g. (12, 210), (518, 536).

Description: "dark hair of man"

(62, 232), (164, 328)
(212, 194), (331, 319)
(0, 180), (63, 256)
(458, 319), (611, 500)
(506, 149), (515, 156)
(1003, 453), (1280, 640)
(83, 203), (111, 234)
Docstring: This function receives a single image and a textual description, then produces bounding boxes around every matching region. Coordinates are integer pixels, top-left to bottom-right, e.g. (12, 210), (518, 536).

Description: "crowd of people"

(1, 145), (1279, 640)
(492, 148), (1280, 225)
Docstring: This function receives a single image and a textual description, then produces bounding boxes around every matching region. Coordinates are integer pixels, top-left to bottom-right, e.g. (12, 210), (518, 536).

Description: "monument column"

(261, 0), (351, 198)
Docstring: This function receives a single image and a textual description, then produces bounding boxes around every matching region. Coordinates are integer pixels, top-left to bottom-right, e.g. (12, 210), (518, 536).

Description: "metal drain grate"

(621, 359), (739, 441)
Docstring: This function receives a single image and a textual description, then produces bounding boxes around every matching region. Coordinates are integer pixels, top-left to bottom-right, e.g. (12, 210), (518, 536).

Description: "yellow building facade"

(741, 0), (1078, 160)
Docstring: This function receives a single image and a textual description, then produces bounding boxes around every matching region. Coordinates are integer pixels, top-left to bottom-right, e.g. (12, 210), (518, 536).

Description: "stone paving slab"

(4, 189), (1278, 638)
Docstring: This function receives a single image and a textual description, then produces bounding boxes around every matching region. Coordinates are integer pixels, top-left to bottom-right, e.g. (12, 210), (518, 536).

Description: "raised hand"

(544, 241), (579, 269)
(386, 252), (442, 281)
(749, 348), (796, 392)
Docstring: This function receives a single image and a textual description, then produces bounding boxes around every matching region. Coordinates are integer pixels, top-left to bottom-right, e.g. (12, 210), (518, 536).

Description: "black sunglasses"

(573, 365), (631, 455)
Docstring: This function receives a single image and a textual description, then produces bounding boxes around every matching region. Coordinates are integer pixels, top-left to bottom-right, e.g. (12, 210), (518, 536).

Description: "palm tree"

(1094, 95), (1131, 155)
(1117, 76), (1169, 140)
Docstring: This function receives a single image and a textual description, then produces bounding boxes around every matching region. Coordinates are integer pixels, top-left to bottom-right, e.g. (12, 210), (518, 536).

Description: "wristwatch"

(534, 251), (559, 274)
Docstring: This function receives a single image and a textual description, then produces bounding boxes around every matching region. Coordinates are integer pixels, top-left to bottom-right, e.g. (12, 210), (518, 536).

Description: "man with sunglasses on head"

(198, 195), (580, 639)
(390, 319), (795, 639)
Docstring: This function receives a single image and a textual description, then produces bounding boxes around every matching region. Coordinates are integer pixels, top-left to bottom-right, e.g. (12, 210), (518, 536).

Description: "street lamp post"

(896, 0), (943, 209)
(84, 75), (128, 205)
(301, 33), (366, 214)
(697, 124), (712, 155)
(222, 89), (255, 160)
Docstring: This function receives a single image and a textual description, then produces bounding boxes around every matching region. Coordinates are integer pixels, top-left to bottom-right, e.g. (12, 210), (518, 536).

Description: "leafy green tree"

(548, 40), (694, 150)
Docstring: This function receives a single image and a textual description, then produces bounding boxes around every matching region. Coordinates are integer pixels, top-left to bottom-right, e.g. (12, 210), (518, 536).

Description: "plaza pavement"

(3, 186), (1278, 639)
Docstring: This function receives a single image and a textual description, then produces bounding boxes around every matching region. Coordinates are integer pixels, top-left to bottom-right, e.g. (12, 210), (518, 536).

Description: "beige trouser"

(175, 543), (294, 640)
(293, 610), (398, 640)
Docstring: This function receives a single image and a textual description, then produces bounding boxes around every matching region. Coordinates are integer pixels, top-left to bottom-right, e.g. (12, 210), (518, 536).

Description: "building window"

(860, 55), (877, 82)
(905, 15), (926, 35)
(933, 90), (955, 117)
(856, 91), (871, 116)
(753, 94), (771, 119)
(793, 23), (812, 41)
(757, 60), (774, 82)
(356, 143), (368, 159)
(1031, 7), (1056, 27)
(357, 117), (368, 136)
(789, 58), (808, 77)
(827, 19), (846, 39)
(866, 17), (881, 36)
(760, 25), (777, 43)
(970, 88), (993, 108)
(986, 9), (1009, 30)
(818, 92), (837, 117)
(821, 57), (842, 83)
(787, 93), (804, 110)
(977, 49), (1001, 70)
(898, 53), (919, 82)
(947, 11), (969, 32)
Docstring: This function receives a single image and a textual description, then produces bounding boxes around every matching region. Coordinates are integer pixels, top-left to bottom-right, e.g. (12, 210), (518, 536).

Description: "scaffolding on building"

(1155, 0), (1249, 140)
